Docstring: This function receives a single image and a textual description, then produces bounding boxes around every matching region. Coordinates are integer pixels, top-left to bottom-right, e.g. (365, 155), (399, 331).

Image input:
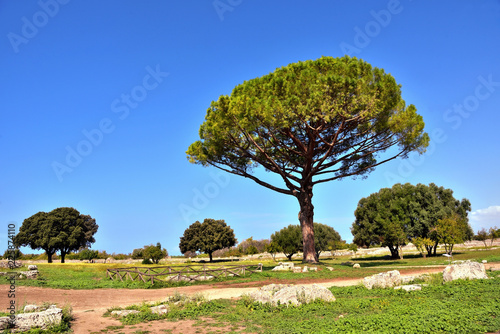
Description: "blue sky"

(1, 1), (500, 256)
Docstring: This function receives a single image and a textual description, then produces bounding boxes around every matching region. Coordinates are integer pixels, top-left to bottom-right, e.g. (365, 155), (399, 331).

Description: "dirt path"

(2, 265), (497, 334)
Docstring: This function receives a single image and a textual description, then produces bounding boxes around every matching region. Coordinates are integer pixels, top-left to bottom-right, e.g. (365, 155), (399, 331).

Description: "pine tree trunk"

(208, 252), (213, 262)
(60, 252), (66, 263)
(297, 185), (318, 264)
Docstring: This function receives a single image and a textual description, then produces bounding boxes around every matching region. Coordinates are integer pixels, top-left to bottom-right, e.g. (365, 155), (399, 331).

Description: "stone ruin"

(442, 260), (488, 282)
(363, 270), (402, 289)
(362, 260), (490, 291)
(271, 262), (318, 273)
(0, 304), (63, 332)
(247, 283), (335, 306)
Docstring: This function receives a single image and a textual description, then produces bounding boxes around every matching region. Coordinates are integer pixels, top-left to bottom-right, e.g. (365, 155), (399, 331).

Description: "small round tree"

(271, 223), (343, 260)
(313, 223), (344, 259)
(271, 225), (302, 261)
(179, 219), (237, 262)
(143, 243), (168, 264)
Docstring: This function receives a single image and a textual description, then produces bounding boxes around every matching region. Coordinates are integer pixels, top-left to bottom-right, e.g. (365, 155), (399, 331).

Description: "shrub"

(79, 249), (99, 261)
(143, 243), (168, 264)
(131, 248), (144, 259)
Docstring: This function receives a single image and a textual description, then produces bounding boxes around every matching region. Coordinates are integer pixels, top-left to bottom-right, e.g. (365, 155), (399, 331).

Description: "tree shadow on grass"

(348, 261), (402, 268)
(196, 258), (241, 264)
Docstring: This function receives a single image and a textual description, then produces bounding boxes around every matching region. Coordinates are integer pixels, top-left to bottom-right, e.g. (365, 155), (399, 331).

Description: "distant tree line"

(13, 188), (493, 264)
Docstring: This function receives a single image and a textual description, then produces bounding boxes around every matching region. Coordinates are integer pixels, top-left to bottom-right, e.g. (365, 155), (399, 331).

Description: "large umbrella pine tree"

(187, 56), (429, 263)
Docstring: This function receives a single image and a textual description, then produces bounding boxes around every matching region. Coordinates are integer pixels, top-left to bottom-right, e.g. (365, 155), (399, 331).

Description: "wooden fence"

(106, 263), (263, 285)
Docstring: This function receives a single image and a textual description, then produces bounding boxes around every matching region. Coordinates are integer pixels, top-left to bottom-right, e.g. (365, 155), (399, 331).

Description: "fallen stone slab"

(150, 305), (169, 315)
(363, 270), (401, 289)
(353, 263), (361, 269)
(3, 307), (63, 332)
(248, 284), (335, 306)
(0, 261), (22, 269)
(28, 265), (38, 271)
(272, 262), (295, 271)
(18, 270), (39, 279)
(111, 310), (140, 317)
(443, 260), (488, 282)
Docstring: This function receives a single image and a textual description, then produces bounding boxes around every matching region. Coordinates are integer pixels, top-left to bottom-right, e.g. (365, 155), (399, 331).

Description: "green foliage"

(475, 228), (489, 249)
(107, 294), (226, 326)
(142, 243), (168, 264)
(197, 276), (500, 334)
(78, 249), (99, 261)
(271, 223), (343, 260)
(352, 183), (472, 258)
(187, 56), (429, 263)
(489, 226), (499, 247)
(14, 207), (98, 263)
(347, 243), (358, 253)
(313, 223), (344, 258)
(327, 239), (348, 257)
(141, 258), (153, 265)
(131, 248), (144, 259)
(431, 214), (469, 255)
(271, 225), (302, 260)
(3, 248), (22, 260)
(265, 241), (282, 261)
(179, 219), (237, 262)
(412, 237), (434, 258)
(96, 250), (109, 259)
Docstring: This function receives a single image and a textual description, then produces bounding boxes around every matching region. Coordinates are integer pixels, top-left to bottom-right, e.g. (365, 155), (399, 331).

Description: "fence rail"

(106, 263), (263, 284)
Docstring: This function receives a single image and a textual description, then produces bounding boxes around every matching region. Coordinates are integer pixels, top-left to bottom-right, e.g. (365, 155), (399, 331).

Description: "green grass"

(2, 247), (499, 290)
(106, 271), (500, 333)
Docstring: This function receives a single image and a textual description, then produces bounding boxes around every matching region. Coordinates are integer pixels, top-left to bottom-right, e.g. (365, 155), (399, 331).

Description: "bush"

(97, 250), (109, 259)
(143, 243), (168, 264)
(65, 252), (80, 260)
(131, 248), (144, 259)
(79, 249), (99, 261)
(111, 253), (129, 260)
(3, 249), (22, 260)
(142, 258), (153, 265)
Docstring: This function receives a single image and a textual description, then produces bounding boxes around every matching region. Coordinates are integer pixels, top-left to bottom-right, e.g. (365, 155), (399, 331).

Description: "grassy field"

(103, 270), (500, 334)
(2, 247), (500, 290)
